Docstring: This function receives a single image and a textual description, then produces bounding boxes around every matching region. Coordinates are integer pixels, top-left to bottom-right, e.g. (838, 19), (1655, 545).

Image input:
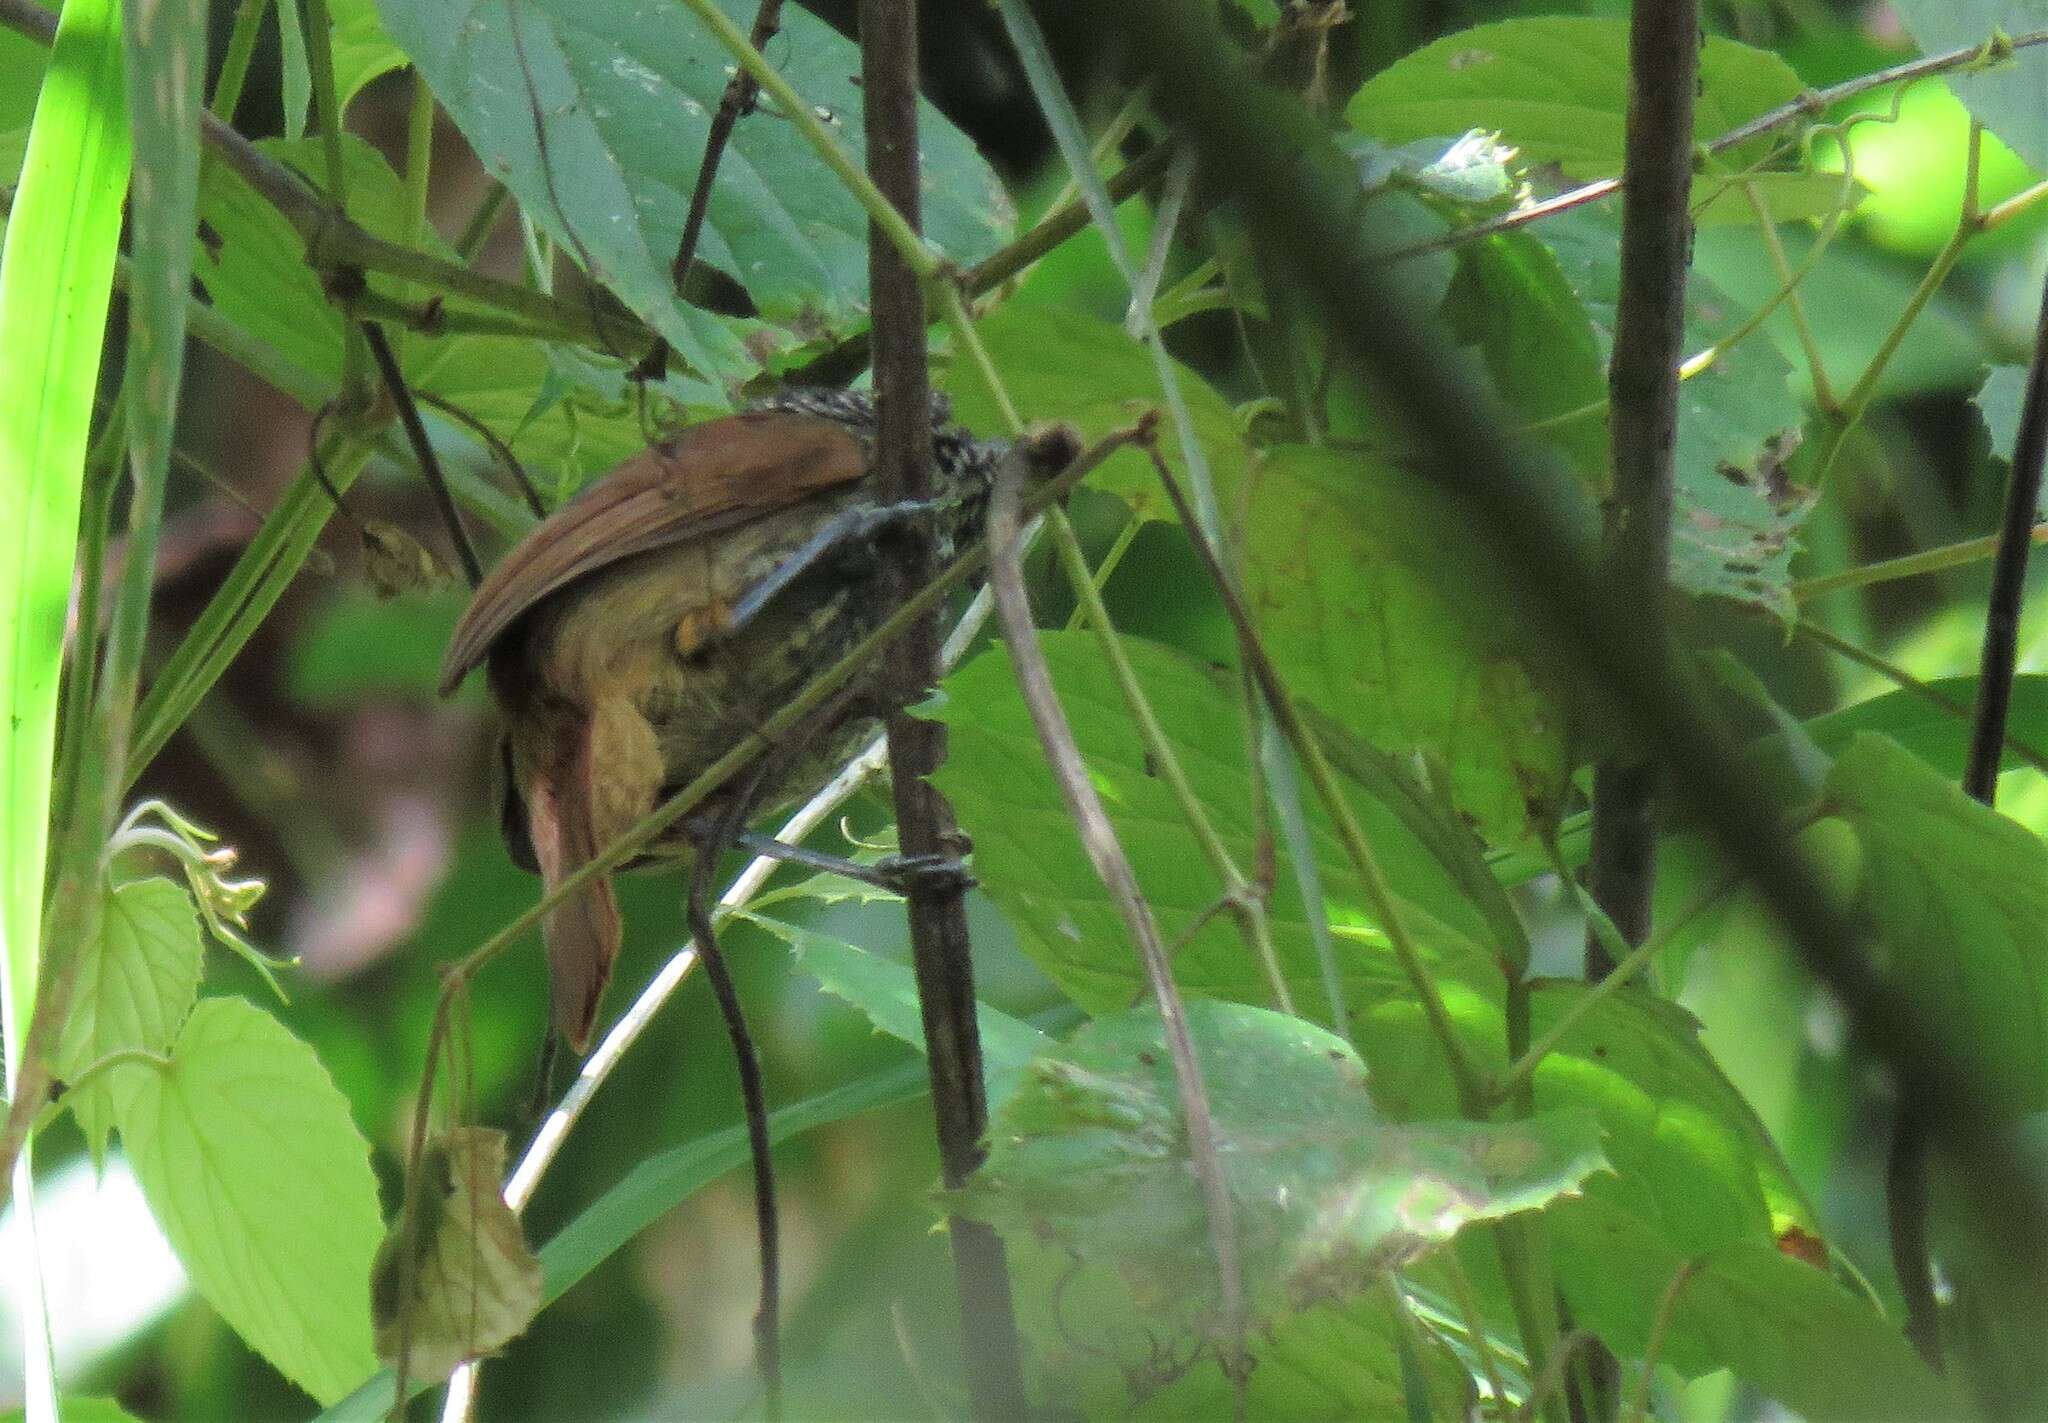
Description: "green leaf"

(1758, 674), (2048, 784)
(1347, 17), (1805, 180)
(1360, 982), (1808, 1248)
(1823, 732), (2048, 1114)
(1550, 1212), (1956, 1419)
(941, 302), (1248, 520)
(957, 1000), (1605, 1325)
(1541, 204), (1811, 614)
(113, 998), (383, 1405)
(1244, 444), (1572, 845)
(931, 633), (1506, 1017)
(330, 0), (406, 112)
(1004, 1248), (1471, 1418)
(374, 0), (1011, 373)
(741, 911), (1052, 1107)
(276, 0), (311, 140)
(1443, 229), (1609, 484)
(1890, 3), (2048, 175)
(1978, 362), (2027, 460)
(52, 877), (203, 1161)
(1691, 168), (1868, 228)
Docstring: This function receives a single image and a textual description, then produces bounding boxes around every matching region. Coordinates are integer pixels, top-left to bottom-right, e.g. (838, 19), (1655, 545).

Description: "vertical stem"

(1578, 4), (1698, 1415)
(1585, 0), (1697, 974)
(860, 2), (1027, 1416)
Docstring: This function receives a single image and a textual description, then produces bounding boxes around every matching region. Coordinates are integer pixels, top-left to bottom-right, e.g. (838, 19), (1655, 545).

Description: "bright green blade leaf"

(0, 0), (129, 1060)
(1346, 17), (1804, 180)
(1244, 444), (1572, 846)
(1823, 732), (2048, 1115)
(1890, 3), (2048, 175)
(1756, 674), (2048, 785)
(52, 876), (202, 1162)
(370, 1127), (541, 1386)
(932, 633), (1505, 1016)
(956, 1000), (1605, 1328)
(742, 911), (1051, 1107)
(275, 0), (311, 139)
(374, 0), (1010, 374)
(941, 303), (1248, 520)
(112, 998), (382, 1405)
(1541, 204), (1810, 614)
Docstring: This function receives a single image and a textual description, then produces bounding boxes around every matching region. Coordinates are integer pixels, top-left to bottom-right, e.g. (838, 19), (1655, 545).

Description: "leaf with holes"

(1540, 204), (1811, 614)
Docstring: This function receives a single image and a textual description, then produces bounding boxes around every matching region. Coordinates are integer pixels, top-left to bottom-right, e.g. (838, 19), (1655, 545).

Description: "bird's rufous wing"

(438, 411), (869, 694)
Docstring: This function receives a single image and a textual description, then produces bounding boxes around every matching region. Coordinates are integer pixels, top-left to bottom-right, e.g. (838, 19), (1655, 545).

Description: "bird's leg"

(679, 817), (975, 895)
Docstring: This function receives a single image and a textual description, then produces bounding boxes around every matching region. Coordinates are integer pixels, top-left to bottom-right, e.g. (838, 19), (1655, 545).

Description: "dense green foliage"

(7, 0), (2048, 1418)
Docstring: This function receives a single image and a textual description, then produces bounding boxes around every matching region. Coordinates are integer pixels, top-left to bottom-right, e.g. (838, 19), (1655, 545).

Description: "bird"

(439, 389), (1067, 1053)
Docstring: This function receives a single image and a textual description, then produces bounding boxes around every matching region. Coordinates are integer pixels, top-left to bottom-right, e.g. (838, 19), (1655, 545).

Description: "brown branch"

(1585, 0), (1697, 976)
(861, 2), (1029, 1415)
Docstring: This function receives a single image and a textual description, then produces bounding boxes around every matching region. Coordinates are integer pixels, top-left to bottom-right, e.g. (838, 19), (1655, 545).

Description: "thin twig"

(686, 792), (783, 1419)
(986, 436), (1250, 1405)
(672, 0), (783, 295)
(359, 321), (483, 586)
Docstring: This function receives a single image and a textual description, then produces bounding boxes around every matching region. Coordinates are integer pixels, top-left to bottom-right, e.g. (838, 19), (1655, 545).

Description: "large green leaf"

(112, 998), (383, 1405)
(1553, 1210), (1955, 1419)
(1977, 362), (2028, 460)
(932, 633), (1507, 1017)
(330, 0), (407, 112)
(957, 1001), (1603, 1343)
(1363, 981), (1937, 1416)
(374, 0), (1011, 375)
(1243, 444), (1572, 846)
(1890, 3), (2048, 176)
(52, 877), (203, 1161)
(1443, 229), (1608, 482)
(1347, 17), (1805, 180)
(941, 303), (1249, 520)
(1541, 204), (1811, 614)
(1822, 732), (2048, 1114)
